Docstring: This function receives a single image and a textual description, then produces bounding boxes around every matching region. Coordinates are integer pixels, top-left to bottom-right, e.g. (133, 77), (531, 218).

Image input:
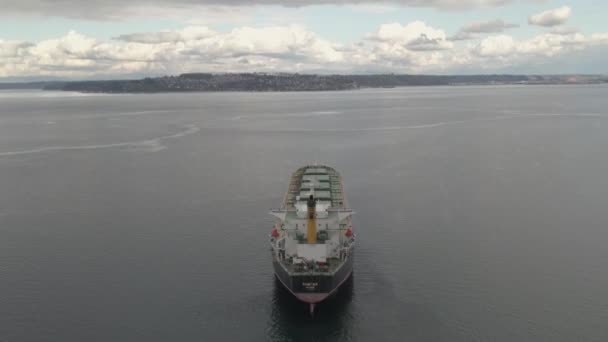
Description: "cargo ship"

(269, 165), (355, 314)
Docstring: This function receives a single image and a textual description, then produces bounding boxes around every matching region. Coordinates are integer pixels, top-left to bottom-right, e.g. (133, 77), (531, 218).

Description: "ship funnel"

(307, 195), (317, 244)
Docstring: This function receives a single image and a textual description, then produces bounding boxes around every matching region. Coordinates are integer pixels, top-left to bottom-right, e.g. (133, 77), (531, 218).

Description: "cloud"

(367, 21), (452, 48)
(474, 35), (516, 57)
(0, 40), (33, 58)
(449, 32), (475, 41)
(516, 32), (586, 56)
(0, 0), (535, 19)
(114, 32), (183, 44)
(0, 26), (344, 78)
(462, 19), (519, 34)
(450, 19), (518, 41)
(528, 6), (572, 27)
(549, 27), (578, 35)
(114, 27), (216, 44)
(406, 33), (453, 51)
(2, 22), (608, 78)
(176, 25), (344, 63)
(468, 30), (608, 71)
(360, 21), (455, 71)
(590, 33), (608, 44)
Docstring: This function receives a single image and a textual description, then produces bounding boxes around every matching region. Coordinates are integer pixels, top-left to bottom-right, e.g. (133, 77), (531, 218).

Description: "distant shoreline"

(1, 73), (606, 93)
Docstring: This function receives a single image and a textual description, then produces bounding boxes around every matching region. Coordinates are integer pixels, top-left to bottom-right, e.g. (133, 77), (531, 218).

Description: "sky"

(1, 0), (607, 80)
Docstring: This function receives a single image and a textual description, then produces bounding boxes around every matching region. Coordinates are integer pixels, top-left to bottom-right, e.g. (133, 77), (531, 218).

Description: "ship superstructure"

(269, 165), (355, 314)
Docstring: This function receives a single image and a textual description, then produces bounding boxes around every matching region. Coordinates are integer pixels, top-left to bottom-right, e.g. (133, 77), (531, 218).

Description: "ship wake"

(0, 124), (200, 157)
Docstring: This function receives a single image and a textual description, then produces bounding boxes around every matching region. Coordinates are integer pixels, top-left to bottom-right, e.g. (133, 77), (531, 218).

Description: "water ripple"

(0, 124), (200, 157)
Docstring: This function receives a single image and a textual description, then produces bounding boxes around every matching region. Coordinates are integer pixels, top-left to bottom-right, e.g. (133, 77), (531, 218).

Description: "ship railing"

(286, 261), (332, 274)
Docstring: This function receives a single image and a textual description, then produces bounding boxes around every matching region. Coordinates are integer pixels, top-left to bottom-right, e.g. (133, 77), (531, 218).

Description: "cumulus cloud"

(474, 35), (516, 57)
(368, 21), (453, 49)
(0, 40), (33, 58)
(517, 32), (587, 56)
(0, 26), (344, 78)
(468, 30), (608, 70)
(0, 0), (535, 19)
(528, 6), (572, 27)
(590, 33), (608, 44)
(359, 22), (455, 71)
(2, 22), (608, 78)
(406, 34), (453, 51)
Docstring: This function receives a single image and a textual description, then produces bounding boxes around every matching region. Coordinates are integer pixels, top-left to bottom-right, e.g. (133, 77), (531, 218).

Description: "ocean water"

(1, 85), (608, 342)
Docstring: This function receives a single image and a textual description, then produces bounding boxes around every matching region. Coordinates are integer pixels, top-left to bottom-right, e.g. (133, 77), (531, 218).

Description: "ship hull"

(272, 255), (353, 304)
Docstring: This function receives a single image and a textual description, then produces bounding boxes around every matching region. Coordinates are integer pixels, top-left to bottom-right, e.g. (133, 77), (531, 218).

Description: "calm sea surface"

(1, 86), (608, 342)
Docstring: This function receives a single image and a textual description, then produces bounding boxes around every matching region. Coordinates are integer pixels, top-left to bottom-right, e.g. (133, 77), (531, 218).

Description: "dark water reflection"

(268, 267), (458, 342)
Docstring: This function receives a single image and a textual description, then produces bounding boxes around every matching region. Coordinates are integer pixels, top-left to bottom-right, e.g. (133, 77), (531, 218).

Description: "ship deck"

(279, 257), (346, 276)
(271, 165), (354, 278)
(283, 165), (346, 210)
